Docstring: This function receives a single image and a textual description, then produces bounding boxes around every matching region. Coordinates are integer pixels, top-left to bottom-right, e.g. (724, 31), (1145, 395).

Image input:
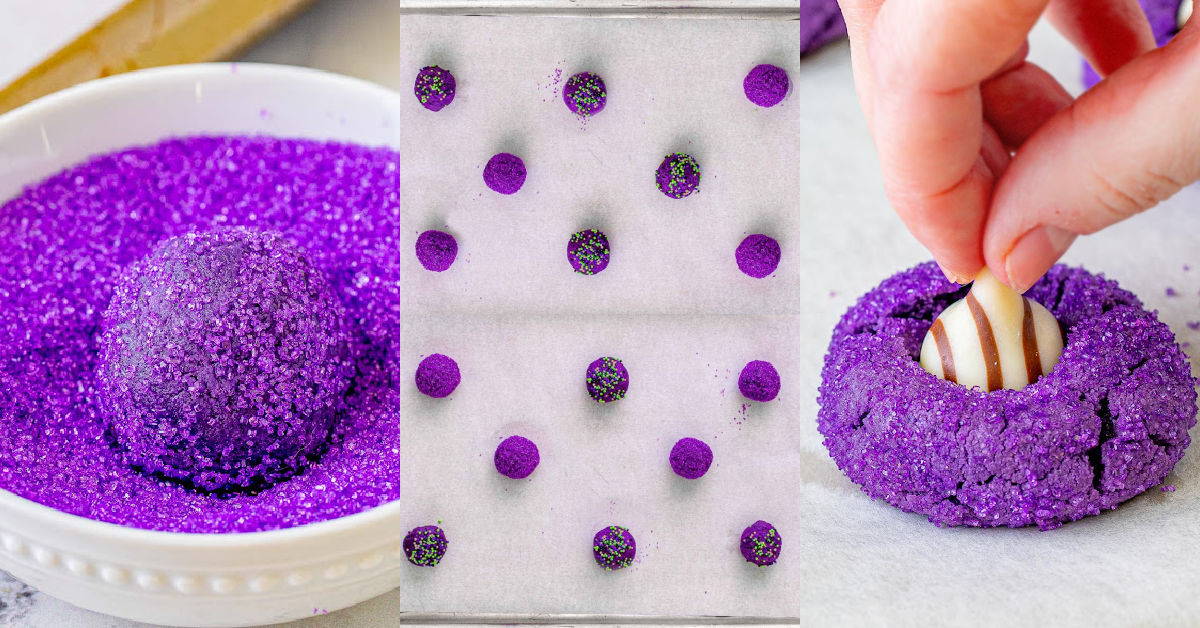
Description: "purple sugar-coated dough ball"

(736, 234), (781, 278)
(818, 262), (1197, 530)
(740, 520), (782, 566)
(567, 229), (611, 275)
(404, 525), (449, 566)
(739, 360), (781, 402)
(415, 229), (458, 272)
(494, 435), (540, 479)
(593, 525), (636, 570)
(563, 71), (608, 117)
(483, 152), (527, 195)
(96, 228), (351, 493)
(669, 437), (714, 479)
(414, 65), (456, 112)
(743, 64), (790, 107)
(800, 0), (848, 55)
(586, 356), (629, 403)
(655, 153), (701, 199)
(415, 353), (461, 398)
(1083, 0), (1184, 88)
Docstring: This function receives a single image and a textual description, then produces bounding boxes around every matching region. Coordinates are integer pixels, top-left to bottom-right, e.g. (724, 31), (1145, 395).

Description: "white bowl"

(0, 63), (407, 627)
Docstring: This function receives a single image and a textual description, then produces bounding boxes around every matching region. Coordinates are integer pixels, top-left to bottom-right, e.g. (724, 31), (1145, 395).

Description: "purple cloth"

(415, 353), (461, 399)
(670, 437), (714, 479)
(563, 71), (608, 117)
(494, 435), (540, 479)
(567, 229), (611, 275)
(743, 64), (790, 107)
(1083, 0), (1184, 88)
(414, 66), (456, 112)
(404, 525), (449, 566)
(593, 525), (636, 570)
(818, 262), (1197, 530)
(483, 152), (527, 195)
(655, 153), (701, 199)
(799, 0), (848, 56)
(735, 234), (781, 278)
(740, 520), (782, 566)
(586, 356), (629, 403)
(739, 360), (781, 402)
(416, 229), (458, 272)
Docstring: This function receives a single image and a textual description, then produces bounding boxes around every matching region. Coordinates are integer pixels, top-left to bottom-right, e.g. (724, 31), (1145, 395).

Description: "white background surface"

(7, 0), (1200, 626)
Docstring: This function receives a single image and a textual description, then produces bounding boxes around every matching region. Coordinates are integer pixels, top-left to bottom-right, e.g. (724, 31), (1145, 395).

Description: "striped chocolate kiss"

(919, 269), (1064, 392)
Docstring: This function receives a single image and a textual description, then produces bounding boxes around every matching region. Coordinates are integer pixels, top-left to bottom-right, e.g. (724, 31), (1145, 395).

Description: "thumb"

(984, 20), (1200, 292)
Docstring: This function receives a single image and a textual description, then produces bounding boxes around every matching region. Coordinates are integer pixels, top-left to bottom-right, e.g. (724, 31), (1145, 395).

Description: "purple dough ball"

(414, 65), (456, 112)
(669, 437), (714, 479)
(740, 520), (782, 566)
(800, 0), (848, 55)
(743, 64), (790, 107)
(1083, 0), (1185, 88)
(563, 71), (608, 117)
(586, 357), (629, 403)
(592, 525), (636, 570)
(567, 229), (611, 275)
(483, 152), (527, 195)
(735, 234), (781, 278)
(404, 525), (449, 566)
(415, 229), (458, 272)
(415, 353), (461, 398)
(739, 360), (781, 402)
(818, 262), (1197, 530)
(95, 228), (352, 493)
(655, 153), (701, 199)
(494, 435), (540, 479)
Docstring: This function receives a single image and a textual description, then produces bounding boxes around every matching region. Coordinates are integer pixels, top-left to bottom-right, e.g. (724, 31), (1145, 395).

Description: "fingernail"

(1004, 226), (1076, 293)
(936, 263), (973, 285)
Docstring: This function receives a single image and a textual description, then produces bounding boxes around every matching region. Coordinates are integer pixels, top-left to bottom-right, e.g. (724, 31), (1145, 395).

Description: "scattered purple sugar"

(414, 65), (456, 112)
(415, 229), (458, 272)
(738, 360), (781, 402)
(563, 71), (607, 117)
(483, 152), (527, 195)
(655, 153), (701, 199)
(1162, 484), (1177, 492)
(592, 525), (636, 570)
(404, 525), (449, 567)
(743, 64), (790, 108)
(586, 356), (629, 403)
(494, 435), (540, 479)
(415, 353), (461, 398)
(740, 520), (781, 566)
(1166, 287), (1178, 297)
(1188, 322), (1200, 331)
(669, 437), (713, 479)
(0, 135), (403, 533)
(735, 234), (781, 278)
(567, 229), (611, 275)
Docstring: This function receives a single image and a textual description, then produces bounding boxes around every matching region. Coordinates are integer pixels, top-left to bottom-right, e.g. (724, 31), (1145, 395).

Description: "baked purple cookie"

(655, 153), (701, 199)
(736, 234), (781, 278)
(1083, 0), (1187, 88)
(800, 0), (848, 56)
(593, 525), (636, 570)
(416, 229), (457, 272)
(563, 71), (607, 117)
(670, 437), (714, 479)
(483, 152), (527, 195)
(567, 229), (611, 275)
(743, 64), (790, 108)
(818, 262), (1196, 530)
(415, 353), (461, 398)
(740, 520), (782, 566)
(586, 356), (629, 403)
(404, 525), (449, 566)
(414, 66), (456, 112)
(96, 228), (351, 493)
(739, 360), (781, 402)
(494, 435), (540, 479)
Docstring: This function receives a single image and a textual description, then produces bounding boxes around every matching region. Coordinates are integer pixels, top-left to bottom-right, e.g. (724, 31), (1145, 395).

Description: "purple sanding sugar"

(586, 356), (629, 403)
(743, 64), (790, 108)
(415, 353), (461, 398)
(494, 435), (540, 479)
(96, 228), (352, 493)
(655, 153), (701, 199)
(592, 525), (636, 570)
(567, 229), (611, 275)
(739, 360), (781, 402)
(800, 0), (848, 55)
(740, 520), (782, 566)
(563, 71), (607, 117)
(415, 229), (458, 272)
(0, 135), (404, 533)
(404, 525), (448, 567)
(735, 234), (781, 278)
(669, 437), (713, 479)
(414, 66), (456, 112)
(483, 152), (527, 195)
(1083, 0), (1183, 87)
(818, 262), (1197, 530)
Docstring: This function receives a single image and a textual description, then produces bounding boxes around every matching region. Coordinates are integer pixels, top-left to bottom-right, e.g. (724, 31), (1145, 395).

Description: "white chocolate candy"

(919, 269), (1064, 392)
(1180, 0), (1194, 30)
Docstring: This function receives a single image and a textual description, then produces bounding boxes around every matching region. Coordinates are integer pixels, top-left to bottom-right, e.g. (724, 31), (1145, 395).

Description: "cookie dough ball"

(743, 64), (790, 107)
(416, 230), (458, 272)
(586, 357), (629, 403)
(670, 437), (713, 479)
(593, 525), (636, 570)
(495, 435), (540, 479)
(414, 65), (456, 112)
(740, 520), (782, 566)
(404, 525), (449, 566)
(739, 360), (781, 402)
(567, 229), (611, 275)
(655, 153), (701, 199)
(96, 228), (351, 492)
(563, 71), (608, 117)
(735, 234), (781, 278)
(483, 152), (527, 195)
(415, 354), (461, 398)
(818, 262), (1197, 529)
